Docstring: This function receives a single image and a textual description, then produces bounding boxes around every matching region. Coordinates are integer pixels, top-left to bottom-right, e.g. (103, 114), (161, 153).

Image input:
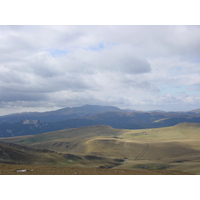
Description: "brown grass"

(0, 164), (192, 175)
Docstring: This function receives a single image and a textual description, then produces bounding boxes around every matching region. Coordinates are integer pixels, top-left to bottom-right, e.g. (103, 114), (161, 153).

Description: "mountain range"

(0, 104), (200, 137)
(0, 105), (122, 124)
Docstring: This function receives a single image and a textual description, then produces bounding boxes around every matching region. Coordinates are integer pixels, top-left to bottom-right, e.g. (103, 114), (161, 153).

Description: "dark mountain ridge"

(0, 105), (200, 137)
(0, 105), (122, 124)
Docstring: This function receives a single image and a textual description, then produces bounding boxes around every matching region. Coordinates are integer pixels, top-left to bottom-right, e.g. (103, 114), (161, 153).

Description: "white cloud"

(0, 25), (200, 115)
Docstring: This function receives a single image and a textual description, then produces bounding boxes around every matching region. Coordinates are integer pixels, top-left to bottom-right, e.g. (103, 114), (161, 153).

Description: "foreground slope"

(1, 123), (200, 174)
(0, 163), (191, 175)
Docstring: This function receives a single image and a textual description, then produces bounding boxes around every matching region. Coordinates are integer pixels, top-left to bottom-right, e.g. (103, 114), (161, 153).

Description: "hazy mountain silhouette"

(0, 105), (200, 137)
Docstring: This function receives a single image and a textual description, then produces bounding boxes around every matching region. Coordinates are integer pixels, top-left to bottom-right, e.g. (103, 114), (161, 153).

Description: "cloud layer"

(0, 25), (200, 115)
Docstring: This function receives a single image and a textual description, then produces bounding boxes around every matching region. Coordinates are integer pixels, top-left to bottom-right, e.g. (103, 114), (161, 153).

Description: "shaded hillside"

(152, 115), (200, 126)
(0, 141), (68, 165)
(0, 118), (97, 137)
(0, 120), (51, 137)
(0, 139), (129, 170)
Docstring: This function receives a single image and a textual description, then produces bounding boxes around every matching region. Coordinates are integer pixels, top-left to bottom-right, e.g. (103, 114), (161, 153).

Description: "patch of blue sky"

(191, 58), (200, 63)
(48, 49), (67, 57)
(185, 55), (200, 63)
(159, 84), (199, 96)
(169, 66), (188, 77)
(87, 43), (105, 51)
(173, 66), (183, 70)
(86, 42), (117, 51)
(170, 66), (183, 72)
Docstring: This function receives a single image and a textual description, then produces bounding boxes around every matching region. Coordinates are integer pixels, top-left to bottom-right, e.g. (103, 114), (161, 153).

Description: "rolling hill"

(1, 122), (200, 174)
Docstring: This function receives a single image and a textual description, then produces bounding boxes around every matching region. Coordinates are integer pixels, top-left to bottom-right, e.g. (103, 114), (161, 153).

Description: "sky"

(0, 25), (200, 115)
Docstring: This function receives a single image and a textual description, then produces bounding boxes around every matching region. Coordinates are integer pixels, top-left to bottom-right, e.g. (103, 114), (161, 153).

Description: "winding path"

(134, 143), (149, 160)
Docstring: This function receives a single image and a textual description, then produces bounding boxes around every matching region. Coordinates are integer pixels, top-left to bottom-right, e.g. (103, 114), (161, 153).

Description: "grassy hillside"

(1, 123), (200, 174)
(0, 140), (128, 170)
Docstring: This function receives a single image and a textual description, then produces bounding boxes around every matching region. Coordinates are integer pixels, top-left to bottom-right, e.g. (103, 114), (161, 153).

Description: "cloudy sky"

(0, 25), (200, 115)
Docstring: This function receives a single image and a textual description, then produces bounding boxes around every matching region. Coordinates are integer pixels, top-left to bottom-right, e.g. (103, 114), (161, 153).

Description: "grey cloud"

(0, 73), (92, 95)
(121, 78), (160, 93)
(66, 44), (151, 75)
(0, 68), (28, 84)
(114, 56), (151, 74)
(0, 91), (48, 102)
(102, 44), (151, 74)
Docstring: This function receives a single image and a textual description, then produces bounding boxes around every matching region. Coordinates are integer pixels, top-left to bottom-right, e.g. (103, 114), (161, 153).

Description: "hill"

(1, 123), (200, 174)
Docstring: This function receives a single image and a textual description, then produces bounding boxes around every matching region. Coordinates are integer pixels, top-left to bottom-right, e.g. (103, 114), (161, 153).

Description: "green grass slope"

(1, 123), (200, 174)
